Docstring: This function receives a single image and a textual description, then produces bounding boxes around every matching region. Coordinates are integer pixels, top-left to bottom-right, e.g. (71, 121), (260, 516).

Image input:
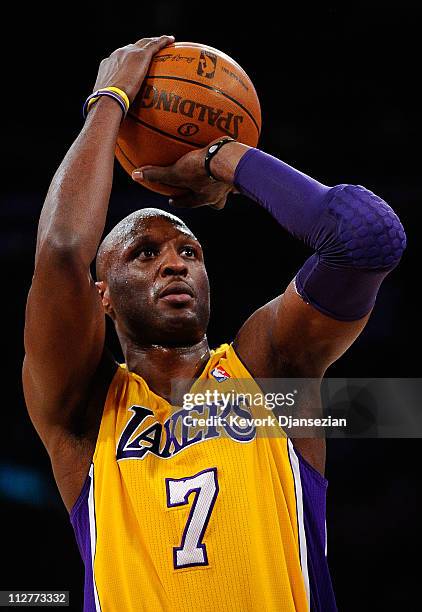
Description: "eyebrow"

(127, 233), (155, 245)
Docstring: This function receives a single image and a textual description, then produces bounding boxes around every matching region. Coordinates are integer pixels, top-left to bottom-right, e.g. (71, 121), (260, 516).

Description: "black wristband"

(204, 138), (236, 181)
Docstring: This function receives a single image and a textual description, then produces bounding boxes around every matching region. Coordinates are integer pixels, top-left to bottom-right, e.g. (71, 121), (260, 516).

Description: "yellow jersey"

(70, 343), (336, 611)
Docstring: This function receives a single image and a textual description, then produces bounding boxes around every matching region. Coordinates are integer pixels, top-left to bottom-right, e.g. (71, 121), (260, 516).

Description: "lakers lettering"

(116, 402), (256, 461)
(138, 85), (244, 139)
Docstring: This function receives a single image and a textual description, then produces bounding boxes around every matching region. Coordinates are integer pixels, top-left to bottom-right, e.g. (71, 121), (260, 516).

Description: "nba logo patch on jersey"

(211, 365), (230, 382)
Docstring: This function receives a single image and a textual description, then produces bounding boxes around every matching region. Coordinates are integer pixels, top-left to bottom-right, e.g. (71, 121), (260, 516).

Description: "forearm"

(36, 97), (122, 267)
(212, 144), (330, 234)
(211, 145), (406, 320)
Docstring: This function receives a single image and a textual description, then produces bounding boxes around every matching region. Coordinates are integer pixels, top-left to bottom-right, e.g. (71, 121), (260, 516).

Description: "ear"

(95, 281), (115, 318)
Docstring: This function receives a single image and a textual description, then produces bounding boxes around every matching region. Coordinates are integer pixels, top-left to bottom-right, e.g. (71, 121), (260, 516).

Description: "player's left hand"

(131, 139), (235, 210)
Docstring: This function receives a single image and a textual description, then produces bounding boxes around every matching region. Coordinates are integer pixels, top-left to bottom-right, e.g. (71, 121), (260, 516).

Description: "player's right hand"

(92, 35), (175, 104)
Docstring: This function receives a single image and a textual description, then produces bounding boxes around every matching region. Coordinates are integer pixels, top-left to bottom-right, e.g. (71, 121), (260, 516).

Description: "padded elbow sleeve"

(295, 184), (406, 320)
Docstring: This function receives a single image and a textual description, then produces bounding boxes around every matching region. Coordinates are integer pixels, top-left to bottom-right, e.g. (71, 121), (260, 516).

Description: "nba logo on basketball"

(211, 365), (230, 382)
(197, 51), (217, 79)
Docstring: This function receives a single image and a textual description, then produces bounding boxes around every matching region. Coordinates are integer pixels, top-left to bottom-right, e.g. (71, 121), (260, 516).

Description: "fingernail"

(169, 199), (174, 205)
(132, 170), (143, 181)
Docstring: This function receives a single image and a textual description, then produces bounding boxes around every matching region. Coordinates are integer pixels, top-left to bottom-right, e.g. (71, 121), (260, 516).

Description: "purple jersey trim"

(69, 469), (98, 612)
(295, 449), (337, 612)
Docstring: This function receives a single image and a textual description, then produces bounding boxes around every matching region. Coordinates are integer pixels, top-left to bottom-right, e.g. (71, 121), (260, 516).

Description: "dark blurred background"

(1, 3), (420, 610)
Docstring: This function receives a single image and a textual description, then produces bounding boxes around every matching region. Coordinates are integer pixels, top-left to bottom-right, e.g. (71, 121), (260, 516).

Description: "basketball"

(116, 42), (261, 195)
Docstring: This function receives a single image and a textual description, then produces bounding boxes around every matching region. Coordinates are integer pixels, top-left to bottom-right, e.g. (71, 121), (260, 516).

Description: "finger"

(133, 37), (152, 46)
(132, 165), (181, 186)
(134, 35), (175, 50)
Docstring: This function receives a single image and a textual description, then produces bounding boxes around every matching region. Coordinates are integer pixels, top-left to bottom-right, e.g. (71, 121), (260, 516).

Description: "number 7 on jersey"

(166, 468), (219, 569)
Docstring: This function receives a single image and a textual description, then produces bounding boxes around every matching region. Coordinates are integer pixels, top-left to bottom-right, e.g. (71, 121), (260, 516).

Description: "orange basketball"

(116, 42), (261, 196)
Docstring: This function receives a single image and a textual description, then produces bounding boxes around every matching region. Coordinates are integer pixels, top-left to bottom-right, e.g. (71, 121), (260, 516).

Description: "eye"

(181, 246), (197, 258)
(136, 247), (158, 259)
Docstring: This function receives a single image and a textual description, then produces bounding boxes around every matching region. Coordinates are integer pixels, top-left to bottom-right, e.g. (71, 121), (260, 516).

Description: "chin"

(157, 310), (206, 345)
(162, 309), (199, 329)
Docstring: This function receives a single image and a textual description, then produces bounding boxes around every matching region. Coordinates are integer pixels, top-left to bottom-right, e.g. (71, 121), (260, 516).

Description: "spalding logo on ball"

(115, 42), (262, 196)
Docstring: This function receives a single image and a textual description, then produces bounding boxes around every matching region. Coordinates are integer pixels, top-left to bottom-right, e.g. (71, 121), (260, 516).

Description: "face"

(99, 216), (210, 347)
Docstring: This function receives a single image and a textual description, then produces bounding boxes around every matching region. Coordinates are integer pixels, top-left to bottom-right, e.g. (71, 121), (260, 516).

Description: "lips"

(158, 281), (194, 303)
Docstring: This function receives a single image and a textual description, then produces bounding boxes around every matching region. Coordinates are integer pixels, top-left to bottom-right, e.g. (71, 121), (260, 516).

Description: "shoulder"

(232, 295), (301, 378)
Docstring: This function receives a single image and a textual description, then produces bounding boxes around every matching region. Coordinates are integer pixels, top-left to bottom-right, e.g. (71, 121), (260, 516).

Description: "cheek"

(196, 269), (210, 300)
(109, 267), (151, 306)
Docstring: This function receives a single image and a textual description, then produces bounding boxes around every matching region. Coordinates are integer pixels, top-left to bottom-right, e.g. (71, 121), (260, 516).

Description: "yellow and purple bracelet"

(82, 86), (130, 119)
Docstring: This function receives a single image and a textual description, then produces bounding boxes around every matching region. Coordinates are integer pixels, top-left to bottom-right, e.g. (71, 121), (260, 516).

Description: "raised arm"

(23, 36), (174, 490)
(220, 147), (406, 374)
(134, 141), (406, 375)
(133, 139), (406, 472)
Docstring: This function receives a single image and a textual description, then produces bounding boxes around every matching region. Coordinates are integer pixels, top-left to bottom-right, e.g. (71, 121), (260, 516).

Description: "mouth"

(158, 281), (195, 305)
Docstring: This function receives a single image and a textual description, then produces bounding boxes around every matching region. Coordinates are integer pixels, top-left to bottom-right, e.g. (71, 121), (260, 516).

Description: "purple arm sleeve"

(234, 149), (406, 321)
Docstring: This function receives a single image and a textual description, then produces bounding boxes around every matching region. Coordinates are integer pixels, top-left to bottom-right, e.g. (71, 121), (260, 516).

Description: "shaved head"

(94, 207), (210, 346)
(96, 208), (196, 281)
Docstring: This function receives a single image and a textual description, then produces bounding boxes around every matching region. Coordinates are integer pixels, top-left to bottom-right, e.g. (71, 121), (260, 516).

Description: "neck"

(122, 336), (210, 401)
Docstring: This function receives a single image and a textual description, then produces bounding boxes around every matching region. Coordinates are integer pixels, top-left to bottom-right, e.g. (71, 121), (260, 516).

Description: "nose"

(160, 248), (188, 277)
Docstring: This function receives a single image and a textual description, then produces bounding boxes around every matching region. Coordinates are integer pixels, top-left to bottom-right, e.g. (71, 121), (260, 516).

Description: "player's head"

(96, 208), (210, 347)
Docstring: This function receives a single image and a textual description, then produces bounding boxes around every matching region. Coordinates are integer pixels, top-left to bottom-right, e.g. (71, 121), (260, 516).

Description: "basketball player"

(22, 35), (405, 611)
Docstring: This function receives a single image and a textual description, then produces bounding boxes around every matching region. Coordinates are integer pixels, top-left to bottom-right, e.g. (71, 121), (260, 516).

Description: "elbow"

(325, 184), (407, 270)
(35, 234), (88, 269)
